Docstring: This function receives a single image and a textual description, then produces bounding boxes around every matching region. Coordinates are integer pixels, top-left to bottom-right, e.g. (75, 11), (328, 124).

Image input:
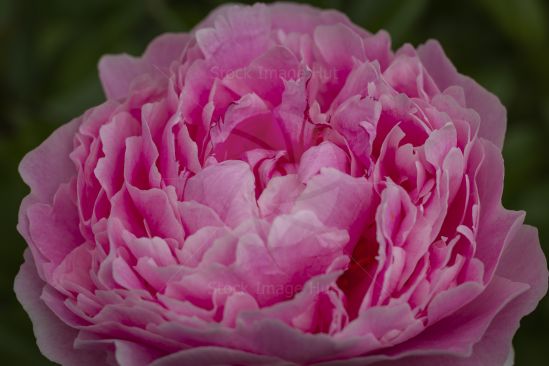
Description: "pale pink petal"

(98, 55), (150, 100)
(298, 142), (349, 182)
(293, 168), (376, 247)
(184, 161), (258, 227)
(258, 174), (304, 219)
(222, 46), (301, 106)
(314, 24), (365, 71)
(178, 201), (224, 235)
(195, 4), (271, 71)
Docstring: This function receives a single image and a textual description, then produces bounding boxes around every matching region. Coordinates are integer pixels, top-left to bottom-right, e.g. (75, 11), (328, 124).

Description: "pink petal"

(363, 31), (393, 71)
(331, 95), (381, 170)
(14, 251), (106, 366)
(258, 174), (304, 219)
(99, 33), (189, 100)
(126, 186), (184, 240)
(314, 24), (365, 71)
(27, 181), (82, 266)
(94, 112), (141, 198)
(269, 2), (353, 34)
(178, 201), (224, 235)
(195, 4), (271, 71)
(417, 40), (506, 149)
(474, 140), (525, 282)
(184, 161), (258, 227)
(222, 46), (301, 106)
(143, 33), (190, 68)
(423, 123), (457, 168)
(151, 347), (283, 366)
(98, 55), (150, 100)
(299, 142), (349, 182)
(19, 117), (81, 203)
(268, 210), (349, 281)
(293, 168), (376, 248)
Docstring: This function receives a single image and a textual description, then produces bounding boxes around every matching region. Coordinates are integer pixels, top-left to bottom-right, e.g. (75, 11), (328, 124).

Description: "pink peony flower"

(15, 3), (547, 366)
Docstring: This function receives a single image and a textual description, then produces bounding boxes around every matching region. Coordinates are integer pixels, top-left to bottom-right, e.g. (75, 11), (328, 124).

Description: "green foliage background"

(1, 0), (548, 364)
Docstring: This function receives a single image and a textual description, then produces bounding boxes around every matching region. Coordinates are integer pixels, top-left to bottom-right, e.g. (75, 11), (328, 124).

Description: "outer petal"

(194, 2), (354, 35)
(19, 117), (81, 203)
(98, 54), (151, 100)
(151, 346), (291, 366)
(195, 4), (271, 71)
(314, 24), (365, 70)
(142, 33), (190, 68)
(417, 40), (506, 149)
(474, 139), (525, 282)
(269, 2), (354, 34)
(13, 250), (106, 366)
(315, 225), (547, 366)
(99, 33), (189, 100)
(380, 225), (547, 366)
(73, 334), (161, 366)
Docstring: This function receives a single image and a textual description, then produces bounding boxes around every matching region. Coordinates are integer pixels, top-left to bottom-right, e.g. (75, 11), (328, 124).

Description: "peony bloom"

(15, 2), (547, 366)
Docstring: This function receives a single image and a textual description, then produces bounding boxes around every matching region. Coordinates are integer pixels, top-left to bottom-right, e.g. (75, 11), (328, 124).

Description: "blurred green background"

(1, 0), (548, 364)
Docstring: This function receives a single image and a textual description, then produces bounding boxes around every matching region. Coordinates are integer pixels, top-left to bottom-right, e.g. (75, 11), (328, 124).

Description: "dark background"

(1, 0), (548, 364)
